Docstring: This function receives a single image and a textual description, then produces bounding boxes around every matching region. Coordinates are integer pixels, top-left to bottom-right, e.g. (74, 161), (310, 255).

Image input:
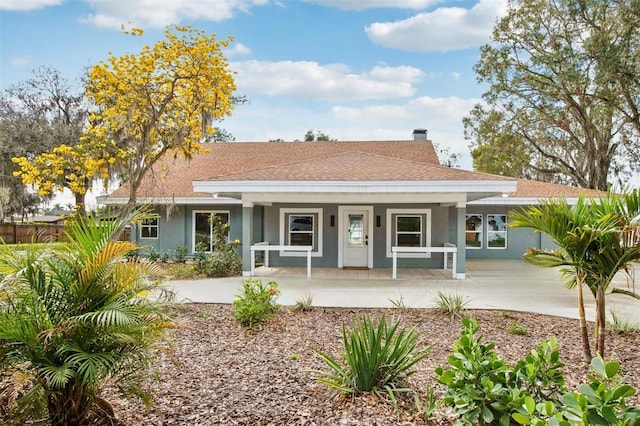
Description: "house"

(98, 130), (600, 278)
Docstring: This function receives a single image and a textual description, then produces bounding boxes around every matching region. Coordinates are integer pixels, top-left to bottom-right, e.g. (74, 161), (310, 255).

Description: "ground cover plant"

(83, 305), (640, 425)
(0, 210), (172, 426)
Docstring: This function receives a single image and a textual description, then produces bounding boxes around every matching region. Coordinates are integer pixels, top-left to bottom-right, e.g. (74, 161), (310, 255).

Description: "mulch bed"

(105, 304), (640, 425)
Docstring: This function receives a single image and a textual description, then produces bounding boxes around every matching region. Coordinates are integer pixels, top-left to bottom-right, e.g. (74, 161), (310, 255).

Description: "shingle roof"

(206, 151), (511, 182)
(509, 179), (603, 198)
(108, 140), (443, 199)
(102, 140), (599, 201)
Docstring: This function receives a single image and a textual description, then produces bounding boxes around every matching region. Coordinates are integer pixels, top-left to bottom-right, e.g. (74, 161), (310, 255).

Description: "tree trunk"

(596, 284), (606, 357)
(577, 277), (592, 362)
(75, 192), (86, 217)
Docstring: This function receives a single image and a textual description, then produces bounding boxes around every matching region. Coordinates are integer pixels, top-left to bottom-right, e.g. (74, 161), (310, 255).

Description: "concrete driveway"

(166, 259), (640, 323)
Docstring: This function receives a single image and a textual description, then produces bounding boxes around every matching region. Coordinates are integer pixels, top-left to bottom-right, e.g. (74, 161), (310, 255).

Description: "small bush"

(434, 291), (468, 318)
(512, 356), (640, 425)
(316, 314), (430, 397)
(159, 251), (170, 263)
(196, 247), (242, 277)
(233, 279), (280, 327)
(389, 296), (408, 310)
(173, 244), (188, 263)
(145, 246), (161, 262)
(437, 318), (566, 425)
(292, 293), (314, 312)
(507, 322), (530, 335)
(607, 310), (640, 335)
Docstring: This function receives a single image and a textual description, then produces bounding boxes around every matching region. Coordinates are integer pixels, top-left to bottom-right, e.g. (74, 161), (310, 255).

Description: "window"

(466, 214), (483, 249)
(289, 215), (314, 246)
(386, 209), (431, 257)
(140, 217), (158, 239)
(279, 208), (323, 257)
(487, 214), (507, 249)
(193, 211), (230, 252)
(396, 215), (421, 247)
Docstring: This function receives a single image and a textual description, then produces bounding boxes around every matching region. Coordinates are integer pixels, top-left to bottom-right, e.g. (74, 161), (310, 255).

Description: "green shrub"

(145, 246), (161, 262)
(607, 310), (640, 335)
(436, 318), (566, 425)
(196, 246), (242, 277)
(159, 251), (170, 263)
(507, 322), (530, 336)
(389, 296), (408, 310)
(512, 356), (640, 425)
(0, 210), (172, 426)
(233, 279), (280, 327)
(173, 244), (188, 263)
(316, 314), (430, 397)
(434, 291), (468, 318)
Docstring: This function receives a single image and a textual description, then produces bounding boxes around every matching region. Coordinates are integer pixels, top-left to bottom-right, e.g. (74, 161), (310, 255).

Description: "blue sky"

(0, 0), (508, 171)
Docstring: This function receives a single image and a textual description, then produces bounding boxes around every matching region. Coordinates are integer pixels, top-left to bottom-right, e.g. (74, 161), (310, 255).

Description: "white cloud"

(365, 0), (507, 52)
(302, 0), (441, 10)
(10, 57), (31, 66)
(82, 0), (269, 29)
(0, 0), (61, 11)
(230, 60), (425, 101)
(227, 42), (252, 57)
(451, 71), (461, 80)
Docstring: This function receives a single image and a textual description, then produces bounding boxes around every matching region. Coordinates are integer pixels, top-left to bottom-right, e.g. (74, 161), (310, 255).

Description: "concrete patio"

(166, 259), (640, 323)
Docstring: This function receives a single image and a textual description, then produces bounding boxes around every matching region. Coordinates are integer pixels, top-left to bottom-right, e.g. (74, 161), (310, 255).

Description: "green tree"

(465, 0), (640, 190)
(0, 209), (172, 425)
(0, 67), (87, 216)
(510, 190), (640, 360)
(304, 130), (337, 142)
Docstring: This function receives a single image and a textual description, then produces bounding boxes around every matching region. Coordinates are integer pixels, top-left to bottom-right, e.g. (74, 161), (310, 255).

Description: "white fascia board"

(96, 196), (241, 205)
(192, 180), (517, 194)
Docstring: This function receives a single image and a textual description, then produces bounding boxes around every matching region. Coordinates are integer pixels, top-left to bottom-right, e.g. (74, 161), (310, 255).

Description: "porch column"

(242, 201), (254, 277)
(455, 202), (466, 279)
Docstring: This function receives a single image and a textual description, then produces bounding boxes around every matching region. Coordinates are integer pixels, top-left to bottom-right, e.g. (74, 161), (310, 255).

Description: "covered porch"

(251, 265), (454, 280)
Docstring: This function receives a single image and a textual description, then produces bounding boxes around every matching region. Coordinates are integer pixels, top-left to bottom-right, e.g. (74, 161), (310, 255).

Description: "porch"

(251, 265), (453, 280)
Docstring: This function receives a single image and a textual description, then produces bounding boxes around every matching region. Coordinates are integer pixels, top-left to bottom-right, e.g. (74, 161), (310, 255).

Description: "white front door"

(342, 208), (370, 268)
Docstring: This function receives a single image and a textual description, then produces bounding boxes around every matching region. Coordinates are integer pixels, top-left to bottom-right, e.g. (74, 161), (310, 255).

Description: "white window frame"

(487, 213), (508, 250)
(466, 214), (483, 249)
(386, 209), (431, 258)
(192, 210), (230, 253)
(279, 208), (323, 257)
(139, 217), (158, 239)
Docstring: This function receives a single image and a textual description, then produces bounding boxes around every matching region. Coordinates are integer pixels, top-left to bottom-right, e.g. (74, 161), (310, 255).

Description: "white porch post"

(455, 202), (466, 279)
(242, 201), (254, 277)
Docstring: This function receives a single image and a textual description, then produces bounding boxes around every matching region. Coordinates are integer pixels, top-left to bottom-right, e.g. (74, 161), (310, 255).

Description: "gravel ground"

(103, 303), (640, 425)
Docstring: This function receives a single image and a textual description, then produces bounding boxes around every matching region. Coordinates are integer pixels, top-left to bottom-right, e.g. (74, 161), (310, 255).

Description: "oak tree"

(4, 67), (88, 216)
(465, 0), (640, 190)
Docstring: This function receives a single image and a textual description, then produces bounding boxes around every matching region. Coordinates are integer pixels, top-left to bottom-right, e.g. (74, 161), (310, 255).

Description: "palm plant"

(510, 190), (640, 360)
(0, 209), (172, 425)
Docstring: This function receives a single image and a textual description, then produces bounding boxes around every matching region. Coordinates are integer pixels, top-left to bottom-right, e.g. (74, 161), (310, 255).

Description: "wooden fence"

(0, 223), (131, 244)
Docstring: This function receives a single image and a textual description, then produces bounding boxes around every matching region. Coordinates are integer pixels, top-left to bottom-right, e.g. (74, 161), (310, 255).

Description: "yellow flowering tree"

(12, 143), (115, 213)
(85, 25), (237, 205)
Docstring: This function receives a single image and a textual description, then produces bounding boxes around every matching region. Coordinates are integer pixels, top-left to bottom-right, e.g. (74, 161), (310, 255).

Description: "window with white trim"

(487, 214), (507, 249)
(465, 214), (483, 249)
(140, 217), (158, 239)
(396, 215), (422, 247)
(386, 209), (431, 258)
(193, 211), (230, 252)
(279, 208), (323, 256)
